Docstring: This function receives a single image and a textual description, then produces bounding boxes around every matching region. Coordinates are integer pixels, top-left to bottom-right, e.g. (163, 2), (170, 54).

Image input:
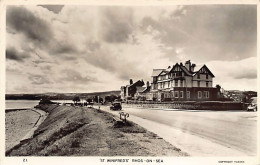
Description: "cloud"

(6, 47), (28, 61)
(6, 6), (53, 44)
(233, 71), (257, 79)
(100, 7), (134, 43)
(60, 69), (96, 84)
(206, 57), (257, 90)
(83, 36), (160, 81)
(38, 5), (64, 14)
(6, 6), (81, 61)
(49, 40), (78, 55)
(28, 73), (51, 85)
(5, 5), (257, 94)
(140, 5), (257, 62)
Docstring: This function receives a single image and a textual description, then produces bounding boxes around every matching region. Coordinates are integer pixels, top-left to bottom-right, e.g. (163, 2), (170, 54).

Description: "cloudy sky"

(6, 5), (257, 94)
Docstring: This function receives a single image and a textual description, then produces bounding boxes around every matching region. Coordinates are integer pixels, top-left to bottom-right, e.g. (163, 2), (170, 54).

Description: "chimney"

(146, 81), (150, 87)
(130, 79), (133, 85)
(190, 64), (196, 72)
(185, 60), (191, 71)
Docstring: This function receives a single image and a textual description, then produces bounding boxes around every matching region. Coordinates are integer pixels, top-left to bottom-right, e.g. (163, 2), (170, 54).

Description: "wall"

(126, 101), (244, 110)
(192, 74), (213, 87)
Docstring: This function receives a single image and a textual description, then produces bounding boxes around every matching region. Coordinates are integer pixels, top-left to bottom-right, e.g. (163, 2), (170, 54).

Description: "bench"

(119, 112), (130, 123)
(112, 112), (130, 124)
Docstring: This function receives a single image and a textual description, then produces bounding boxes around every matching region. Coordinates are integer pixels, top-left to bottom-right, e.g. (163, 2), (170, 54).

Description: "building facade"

(134, 81), (153, 101)
(151, 60), (221, 101)
(121, 79), (145, 100)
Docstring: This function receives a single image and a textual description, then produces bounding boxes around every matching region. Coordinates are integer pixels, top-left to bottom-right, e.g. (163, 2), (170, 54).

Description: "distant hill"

(6, 90), (121, 100)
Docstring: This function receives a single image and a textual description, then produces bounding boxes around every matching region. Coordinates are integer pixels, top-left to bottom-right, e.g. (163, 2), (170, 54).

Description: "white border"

(0, 0), (259, 165)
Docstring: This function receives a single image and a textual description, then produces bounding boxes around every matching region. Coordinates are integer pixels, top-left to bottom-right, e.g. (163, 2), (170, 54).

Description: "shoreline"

(5, 108), (48, 151)
(5, 108), (32, 112)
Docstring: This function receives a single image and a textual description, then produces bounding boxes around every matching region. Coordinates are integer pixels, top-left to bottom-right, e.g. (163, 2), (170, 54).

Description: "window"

(206, 74), (208, 79)
(168, 81), (170, 88)
(206, 81), (209, 87)
(186, 91), (190, 99)
(175, 80), (178, 87)
(204, 91), (209, 98)
(197, 74), (200, 79)
(175, 91), (179, 98)
(180, 91), (183, 98)
(197, 81), (200, 87)
(198, 91), (202, 98)
(180, 80), (183, 87)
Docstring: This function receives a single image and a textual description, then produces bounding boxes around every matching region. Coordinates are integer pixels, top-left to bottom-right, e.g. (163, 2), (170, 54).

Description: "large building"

(120, 79), (145, 100)
(151, 60), (221, 101)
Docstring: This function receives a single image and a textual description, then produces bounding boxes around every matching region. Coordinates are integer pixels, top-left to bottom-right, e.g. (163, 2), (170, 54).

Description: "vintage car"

(247, 97), (257, 112)
(110, 102), (122, 110)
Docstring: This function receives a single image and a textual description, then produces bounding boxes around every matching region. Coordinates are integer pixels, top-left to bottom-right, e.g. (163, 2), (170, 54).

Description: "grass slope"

(6, 105), (187, 156)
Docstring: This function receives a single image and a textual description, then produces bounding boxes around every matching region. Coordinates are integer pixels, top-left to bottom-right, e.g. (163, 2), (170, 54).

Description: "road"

(97, 105), (257, 156)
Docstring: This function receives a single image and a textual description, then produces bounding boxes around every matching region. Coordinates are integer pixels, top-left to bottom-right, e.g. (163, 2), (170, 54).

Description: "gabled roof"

(129, 80), (144, 88)
(180, 66), (193, 76)
(137, 86), (151, 93)
(170, 63), (193, 76)
(151, 60), (215, 78)
(136, 87), (146, 93)
(143, 86), (151, 93)
(158, 70), (169, 76)
(193, 65), (215, 77)
(151, 69), (165, 77)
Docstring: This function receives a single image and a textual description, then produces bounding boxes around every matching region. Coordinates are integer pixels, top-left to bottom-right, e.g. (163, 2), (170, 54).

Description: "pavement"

(95, 105), (257, 157)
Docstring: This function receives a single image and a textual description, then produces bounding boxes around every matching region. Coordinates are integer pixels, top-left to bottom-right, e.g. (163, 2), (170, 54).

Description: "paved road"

(97, 105), (257, 156)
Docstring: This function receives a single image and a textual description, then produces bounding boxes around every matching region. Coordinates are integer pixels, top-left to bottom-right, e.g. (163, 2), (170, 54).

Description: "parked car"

(247, 97), (257, 112)
(110, 102), (122, 110)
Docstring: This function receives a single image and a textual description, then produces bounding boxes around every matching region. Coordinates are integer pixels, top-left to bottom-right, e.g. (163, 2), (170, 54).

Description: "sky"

(6, 5), (257, 94)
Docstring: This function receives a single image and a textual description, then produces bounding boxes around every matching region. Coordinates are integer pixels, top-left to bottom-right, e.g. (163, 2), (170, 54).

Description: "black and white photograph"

(1, 1), (258, 165)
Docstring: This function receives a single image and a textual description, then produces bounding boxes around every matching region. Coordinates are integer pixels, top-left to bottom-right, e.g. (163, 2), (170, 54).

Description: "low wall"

(126, 101), (245, 110)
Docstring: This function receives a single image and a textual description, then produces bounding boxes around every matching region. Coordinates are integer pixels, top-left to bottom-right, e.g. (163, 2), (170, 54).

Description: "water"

(5, 100), (40, 110)
(51, 100), (74, 104)
(5, 100), (76, 110)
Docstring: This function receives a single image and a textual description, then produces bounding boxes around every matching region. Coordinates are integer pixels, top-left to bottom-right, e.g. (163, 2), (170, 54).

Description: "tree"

(73, 96), (80, 104)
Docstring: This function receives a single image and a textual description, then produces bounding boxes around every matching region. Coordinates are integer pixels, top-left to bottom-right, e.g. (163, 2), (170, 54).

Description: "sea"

(5, 100), (40, 110)
(5, 100), (75, 111)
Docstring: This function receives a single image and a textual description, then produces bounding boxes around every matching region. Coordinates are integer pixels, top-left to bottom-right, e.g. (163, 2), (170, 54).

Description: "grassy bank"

(6, 104), (187, 156)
